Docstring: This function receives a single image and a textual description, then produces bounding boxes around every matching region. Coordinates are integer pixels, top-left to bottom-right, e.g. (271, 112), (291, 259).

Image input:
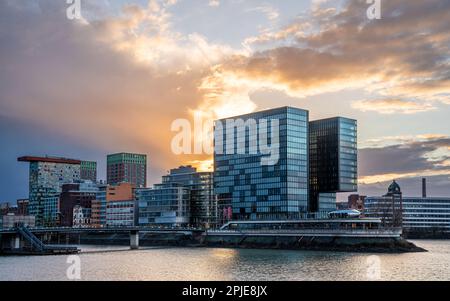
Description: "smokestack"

(422, 178), (427, 198)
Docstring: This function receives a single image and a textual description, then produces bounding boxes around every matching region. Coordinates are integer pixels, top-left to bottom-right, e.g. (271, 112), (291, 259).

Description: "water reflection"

(0, 240), (449, 281)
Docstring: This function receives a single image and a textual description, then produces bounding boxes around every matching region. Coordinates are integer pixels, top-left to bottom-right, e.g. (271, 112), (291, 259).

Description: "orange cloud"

(223, 0), (450, 114)
(351, 98), (435, 114)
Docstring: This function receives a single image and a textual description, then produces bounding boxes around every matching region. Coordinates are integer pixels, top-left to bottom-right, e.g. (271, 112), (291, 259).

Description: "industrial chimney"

(422, 178), (427, 198)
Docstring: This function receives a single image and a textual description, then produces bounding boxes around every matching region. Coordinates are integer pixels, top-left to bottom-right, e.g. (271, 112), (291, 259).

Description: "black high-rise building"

(309, 117), (358, 212)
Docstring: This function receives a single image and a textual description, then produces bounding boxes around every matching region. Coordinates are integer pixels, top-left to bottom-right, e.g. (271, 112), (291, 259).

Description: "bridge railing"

(207, 228), (403, 236)
(13, 226), (202, 232)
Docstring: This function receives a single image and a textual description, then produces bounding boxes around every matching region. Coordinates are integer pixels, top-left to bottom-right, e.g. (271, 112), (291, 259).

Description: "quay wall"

(202, 233), (425, 253)
(56, 231), (425, 253)
(1, 231), (426, 253)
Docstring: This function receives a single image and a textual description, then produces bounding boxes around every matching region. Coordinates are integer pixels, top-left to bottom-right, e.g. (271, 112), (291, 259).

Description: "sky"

(0, 0), (449, 203)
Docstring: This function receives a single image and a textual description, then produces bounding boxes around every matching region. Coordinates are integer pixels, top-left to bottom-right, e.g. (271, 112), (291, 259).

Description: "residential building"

(1, 214), (35, 229)
(73, 205), (92, 228)
(80, 160), (97, 182)
(107, 153), (147, 187)
(18, 156), (82, 226)
(59, 181), (99, 227)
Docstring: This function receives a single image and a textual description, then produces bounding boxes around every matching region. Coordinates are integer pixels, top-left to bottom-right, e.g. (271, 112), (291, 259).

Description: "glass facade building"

(136, 184), (191, 226)
(106, 200), (137, 227)
(309, 117), (358, 212)
(137, 166), (215, 228)
(162, 166), (216, 228)
(214, 107), (310, 222)
(18, 156), (82, 226)
(42, 194), (59, 227)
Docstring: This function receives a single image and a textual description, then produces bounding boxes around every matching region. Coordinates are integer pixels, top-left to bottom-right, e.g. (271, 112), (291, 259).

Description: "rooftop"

(17, 156), (81, 165)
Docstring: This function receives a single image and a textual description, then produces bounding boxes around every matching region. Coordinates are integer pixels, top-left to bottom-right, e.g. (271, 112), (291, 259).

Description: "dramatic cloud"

(357, 174), (450, 198)
(351, 98), (435, 114)
(216, 0), (450, 114)
(355, 134), (450, 197)
(0, 0), (230, 183)
(359, 135), (450, 183)
(1, 0), (449, 201)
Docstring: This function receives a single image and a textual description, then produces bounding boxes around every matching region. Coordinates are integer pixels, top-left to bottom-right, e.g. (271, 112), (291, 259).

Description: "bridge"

(0, 227), (199, 255)
(0, 227), (196, 235)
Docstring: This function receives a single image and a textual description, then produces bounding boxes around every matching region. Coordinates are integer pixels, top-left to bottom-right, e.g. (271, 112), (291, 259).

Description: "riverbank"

(203, 234), (426, 253)
(76, 232), (426, 253)
(403, 230), (450, 240)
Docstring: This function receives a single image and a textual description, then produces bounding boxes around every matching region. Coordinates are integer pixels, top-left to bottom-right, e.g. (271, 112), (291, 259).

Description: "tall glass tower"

(214, 107), (309, 223)
(309, 117), (358, 213)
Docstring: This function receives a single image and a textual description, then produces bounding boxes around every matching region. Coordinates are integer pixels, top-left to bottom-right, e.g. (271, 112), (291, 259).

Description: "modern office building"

(59, 181), (99, 227)
(91, 184), (107, 228)
(1, 214), (35, 229)
(162, 166), (216, 228)
(137, 184), (191, 227)
(42, 194), (59, 226)
(214, 107), (310, 223)
(80, 161), (97, 182)
(309, 117), (358, 213)
(365, 180), (450, 232)
(107, 153), (147, 188)
(137, 166), (215, 228)
(214, 107), (358, 224)
(106, 200), (137, 227)
(18, 156), (82, 226)
(95, 182), (137, 227)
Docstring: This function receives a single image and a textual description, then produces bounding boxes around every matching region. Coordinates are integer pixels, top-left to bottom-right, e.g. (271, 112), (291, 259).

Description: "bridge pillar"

(12, 235), (21, 249)
(130, 231), (139, 250)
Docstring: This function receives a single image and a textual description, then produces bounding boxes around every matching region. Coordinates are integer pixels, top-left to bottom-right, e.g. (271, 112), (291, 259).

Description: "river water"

(0, 240), (449, 281)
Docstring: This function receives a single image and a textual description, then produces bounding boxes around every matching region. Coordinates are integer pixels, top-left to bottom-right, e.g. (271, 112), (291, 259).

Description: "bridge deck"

(0, 227), (195, 235)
